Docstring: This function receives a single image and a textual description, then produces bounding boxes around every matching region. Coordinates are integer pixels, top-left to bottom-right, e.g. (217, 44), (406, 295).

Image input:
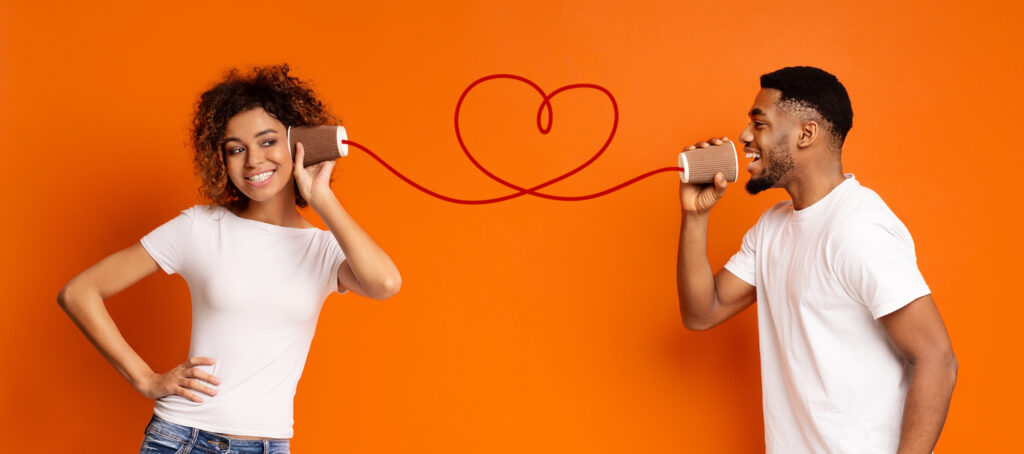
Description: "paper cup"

(287, 125), (348, 167)
(678, 141), (738, 184)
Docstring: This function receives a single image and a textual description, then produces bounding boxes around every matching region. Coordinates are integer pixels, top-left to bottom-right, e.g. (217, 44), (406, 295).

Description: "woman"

(57, 64), (401, 453)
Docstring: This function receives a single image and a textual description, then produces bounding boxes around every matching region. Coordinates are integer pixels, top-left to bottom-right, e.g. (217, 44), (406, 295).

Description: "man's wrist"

(682, 210), (711, 224)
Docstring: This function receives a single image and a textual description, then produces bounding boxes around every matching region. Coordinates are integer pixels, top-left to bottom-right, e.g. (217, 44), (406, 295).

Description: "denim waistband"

(145, 414), (289, 453)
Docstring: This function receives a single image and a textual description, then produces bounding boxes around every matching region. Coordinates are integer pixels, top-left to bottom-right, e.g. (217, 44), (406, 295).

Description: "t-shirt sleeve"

(322, 231), (348, 294)
(833, 219), (931, 319)
(724, 224), (757, 286)
(139, 207), (196, 275)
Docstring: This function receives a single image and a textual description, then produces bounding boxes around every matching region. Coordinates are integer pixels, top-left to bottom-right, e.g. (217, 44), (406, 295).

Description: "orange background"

(2, 0), (1021, 452)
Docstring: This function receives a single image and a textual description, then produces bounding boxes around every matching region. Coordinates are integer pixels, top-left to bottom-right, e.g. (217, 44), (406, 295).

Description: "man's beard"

(745, 140), (794, 195)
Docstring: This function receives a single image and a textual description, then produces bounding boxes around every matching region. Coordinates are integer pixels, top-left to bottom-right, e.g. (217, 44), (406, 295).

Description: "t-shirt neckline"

(220, 207), (321, 232)
(792, 174), (857, 221)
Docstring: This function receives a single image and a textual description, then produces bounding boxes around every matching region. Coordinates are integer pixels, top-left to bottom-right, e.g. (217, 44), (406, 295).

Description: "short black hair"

(760, 66), (853, 148)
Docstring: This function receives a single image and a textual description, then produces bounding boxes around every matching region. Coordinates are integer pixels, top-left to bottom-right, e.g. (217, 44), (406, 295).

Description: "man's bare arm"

(880, 294), (957, 453)
(676, 137), (757, 330)
(677, 210), (756, 330)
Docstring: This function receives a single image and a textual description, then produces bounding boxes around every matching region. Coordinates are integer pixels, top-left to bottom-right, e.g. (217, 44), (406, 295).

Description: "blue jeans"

(139, 415), (290, 454)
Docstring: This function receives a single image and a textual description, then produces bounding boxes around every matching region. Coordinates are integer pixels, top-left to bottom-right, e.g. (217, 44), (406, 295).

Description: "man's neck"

(785, 158), (847, 211)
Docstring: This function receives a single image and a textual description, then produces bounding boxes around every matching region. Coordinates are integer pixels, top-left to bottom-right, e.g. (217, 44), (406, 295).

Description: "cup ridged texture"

(290, 126), (341, 167)
(681, 144), (737, 183)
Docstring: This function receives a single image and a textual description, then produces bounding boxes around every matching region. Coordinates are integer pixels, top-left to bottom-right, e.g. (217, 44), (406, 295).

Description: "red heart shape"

(453, 74), (619, 200)
(343, 74), (683, 204)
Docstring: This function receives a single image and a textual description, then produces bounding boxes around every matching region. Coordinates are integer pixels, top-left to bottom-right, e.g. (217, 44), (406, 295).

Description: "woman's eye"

(228, 147), (245, 154)
(262, 139), (277, 147)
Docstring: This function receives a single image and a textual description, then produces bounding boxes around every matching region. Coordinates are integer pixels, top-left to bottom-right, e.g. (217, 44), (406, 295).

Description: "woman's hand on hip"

(293, 142), (337, 210)
(136, 357), (221, 403)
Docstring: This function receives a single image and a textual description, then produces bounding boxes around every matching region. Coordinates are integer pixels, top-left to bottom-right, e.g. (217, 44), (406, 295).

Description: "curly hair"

(191, 64), (337, 210)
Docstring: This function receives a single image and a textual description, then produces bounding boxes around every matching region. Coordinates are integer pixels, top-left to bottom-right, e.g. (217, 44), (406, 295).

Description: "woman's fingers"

(139, 358), (221, 402)
(186, 367), (221, 386)
(180, 356), (219, 399)
(181, 378), (218, 397)
(319, 159), (336, 174)
(308, 159), (336, 174)
(294, 143), (306, 171)
(177, 387), (203, 403)
(187, 357), (214, 367)
(306, 161), (327, 176)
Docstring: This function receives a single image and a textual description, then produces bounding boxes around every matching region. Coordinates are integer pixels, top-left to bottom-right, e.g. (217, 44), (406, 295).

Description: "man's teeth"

(745, 152), (761, 159)
(246, 170), (274, 183)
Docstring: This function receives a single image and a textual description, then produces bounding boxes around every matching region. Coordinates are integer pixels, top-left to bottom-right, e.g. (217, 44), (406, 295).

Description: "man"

(676, 66), (956, 453)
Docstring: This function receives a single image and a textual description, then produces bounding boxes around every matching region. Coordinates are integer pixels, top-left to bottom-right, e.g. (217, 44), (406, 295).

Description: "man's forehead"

(749, 88), (782, 116)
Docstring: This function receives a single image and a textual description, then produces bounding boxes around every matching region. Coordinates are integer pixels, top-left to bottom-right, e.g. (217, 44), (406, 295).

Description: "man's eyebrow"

(749, 108), (766, 117)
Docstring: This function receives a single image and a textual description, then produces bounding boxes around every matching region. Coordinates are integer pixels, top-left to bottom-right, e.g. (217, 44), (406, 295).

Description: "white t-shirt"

(140, 205), (346, 438)
(724, 175), (930, 453)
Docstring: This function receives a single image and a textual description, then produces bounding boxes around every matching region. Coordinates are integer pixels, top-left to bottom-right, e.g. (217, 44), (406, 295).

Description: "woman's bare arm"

(58, 242), (220, 402)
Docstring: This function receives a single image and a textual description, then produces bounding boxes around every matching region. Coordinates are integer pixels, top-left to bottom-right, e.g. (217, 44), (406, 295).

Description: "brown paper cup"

(678, 141), (738, 184)
(287, 125), (349, 167)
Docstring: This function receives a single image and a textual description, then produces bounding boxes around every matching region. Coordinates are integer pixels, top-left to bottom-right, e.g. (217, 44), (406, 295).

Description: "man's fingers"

(714, 172), (728, 191)
(685, 137), (730, 154)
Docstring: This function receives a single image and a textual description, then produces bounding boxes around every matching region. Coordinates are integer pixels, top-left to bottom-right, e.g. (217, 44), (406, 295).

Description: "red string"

(343, 74), (684, 204)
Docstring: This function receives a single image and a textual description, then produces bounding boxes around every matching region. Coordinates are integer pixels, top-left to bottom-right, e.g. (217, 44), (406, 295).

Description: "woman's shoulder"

(179, 204), (227, 220)
(154, 205), (228, 230)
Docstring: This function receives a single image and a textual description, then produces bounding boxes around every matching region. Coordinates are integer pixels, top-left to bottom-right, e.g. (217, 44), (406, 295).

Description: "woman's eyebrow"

(221, 129), (278, 147)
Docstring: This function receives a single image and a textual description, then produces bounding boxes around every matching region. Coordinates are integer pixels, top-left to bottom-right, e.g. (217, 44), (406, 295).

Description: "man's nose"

(738, 125), (754, 145)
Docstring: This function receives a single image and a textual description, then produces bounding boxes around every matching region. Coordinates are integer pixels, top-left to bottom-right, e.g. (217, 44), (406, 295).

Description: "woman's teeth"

(246, 170), (274, 183)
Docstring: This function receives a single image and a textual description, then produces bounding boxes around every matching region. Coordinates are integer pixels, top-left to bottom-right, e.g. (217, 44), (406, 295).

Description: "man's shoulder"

(826, 184), (917, 253)
(755, 200), (795, 224)
(832, 182), (904, 227)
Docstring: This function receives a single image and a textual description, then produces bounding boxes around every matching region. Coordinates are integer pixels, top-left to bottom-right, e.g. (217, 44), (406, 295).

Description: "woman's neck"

(234, 189), (312, 228)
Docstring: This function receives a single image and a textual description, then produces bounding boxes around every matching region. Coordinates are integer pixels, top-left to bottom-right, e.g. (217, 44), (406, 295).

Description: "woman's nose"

(245, 146), (265, 167)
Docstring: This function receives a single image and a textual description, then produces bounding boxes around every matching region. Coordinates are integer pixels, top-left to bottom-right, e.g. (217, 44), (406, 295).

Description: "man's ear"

(797, 120), (818, 148)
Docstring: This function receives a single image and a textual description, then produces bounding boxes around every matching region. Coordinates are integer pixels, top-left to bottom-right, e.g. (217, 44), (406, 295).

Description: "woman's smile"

(244, 169), (276, 186)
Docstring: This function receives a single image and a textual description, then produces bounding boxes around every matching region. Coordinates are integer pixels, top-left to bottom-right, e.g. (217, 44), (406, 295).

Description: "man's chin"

(746, 177), (773, 195)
